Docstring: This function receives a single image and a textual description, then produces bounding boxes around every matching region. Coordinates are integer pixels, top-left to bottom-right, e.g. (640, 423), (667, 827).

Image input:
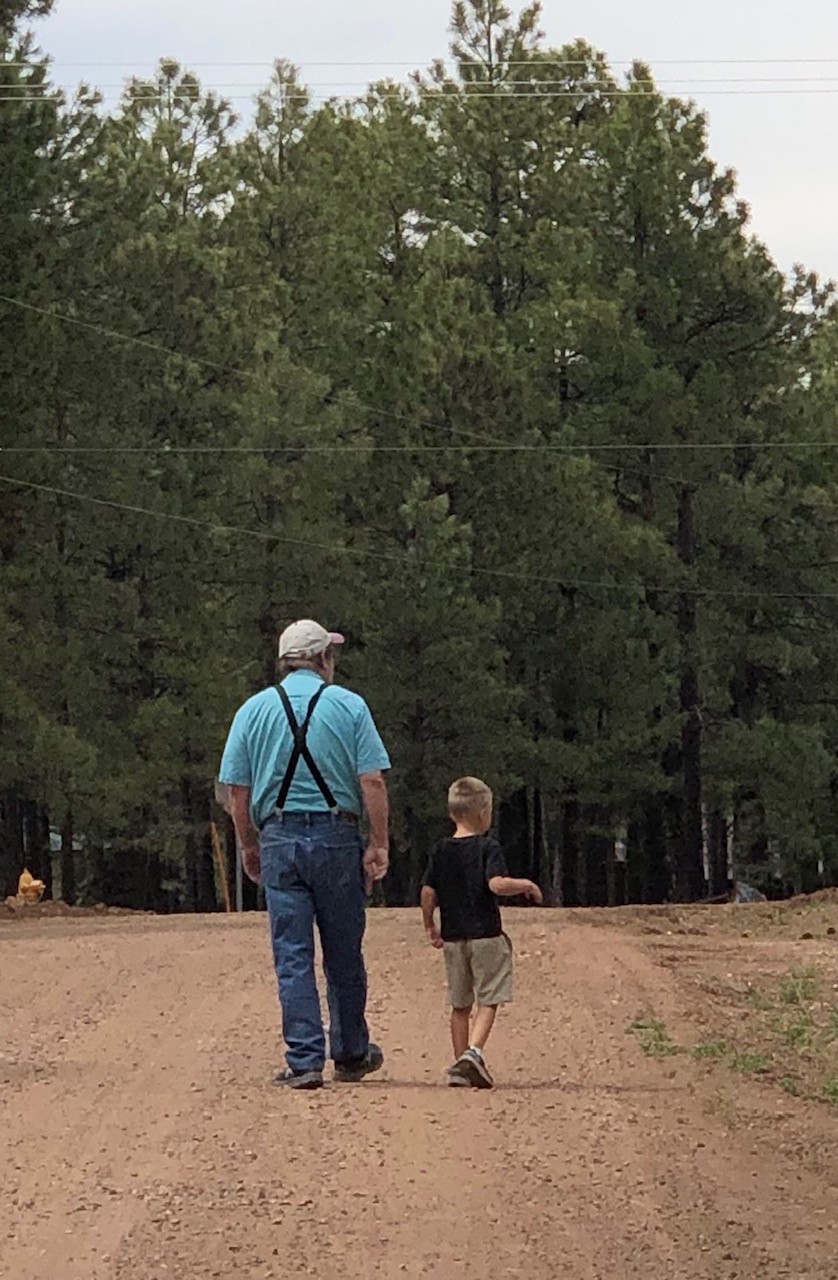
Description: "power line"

(0, 293), (545, 454)
(0, 294), (829, 466)
(6, 59), (838, 68)
(0, 470), (835, 602)
(3, 441), (838, 454)
(13, 76), (838, 89)
(0, 292), (266, 382)
(0, 291), (463, 442)
(8, 88), (838, 101)
(0, 293), (676, 458)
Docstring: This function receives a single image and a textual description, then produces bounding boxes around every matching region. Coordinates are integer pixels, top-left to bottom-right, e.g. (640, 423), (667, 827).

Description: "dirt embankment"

(2, 897), (153, 921)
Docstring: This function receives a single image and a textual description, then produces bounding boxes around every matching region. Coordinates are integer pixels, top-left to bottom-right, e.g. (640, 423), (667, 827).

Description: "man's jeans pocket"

(260, 831), (300, 892)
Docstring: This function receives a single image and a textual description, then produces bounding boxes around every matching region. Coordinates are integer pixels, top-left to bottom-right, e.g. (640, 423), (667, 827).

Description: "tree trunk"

(0, 790), (25, 899)
(633, 804), (670, 904)
(498, 789), (529, 880)
(532, 787), (550, 901)
(259, 493), (280, 689)
(606, 837), (617, 908)
(260, 608), (277, 688)
(60, 807), (76, 905)
(675, 485), (706, 901)
(551, 829), (564, 907)
(396, 804), (431, 907)
(583, 808), (610, 907)
(23, 801), (52, 899)
(706, 810), (729, 899)
(560, 796), (581, 907)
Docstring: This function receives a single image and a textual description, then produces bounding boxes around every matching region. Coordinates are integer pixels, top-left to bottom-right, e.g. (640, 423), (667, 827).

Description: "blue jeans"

(260, 812), (369, 1072)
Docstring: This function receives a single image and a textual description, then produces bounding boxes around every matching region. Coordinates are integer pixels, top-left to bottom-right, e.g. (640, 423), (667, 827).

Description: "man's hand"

(359, 772), (389, 888)
(241, 840), (261, 885)
(426, 924), (444, 950)
(524, 881), (543, 905)
(363, 843), (389, 885)
(229, 785), (261, 884)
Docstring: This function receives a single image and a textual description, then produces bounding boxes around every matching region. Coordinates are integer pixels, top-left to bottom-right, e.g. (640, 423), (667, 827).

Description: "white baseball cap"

(278, 619), (345, 660)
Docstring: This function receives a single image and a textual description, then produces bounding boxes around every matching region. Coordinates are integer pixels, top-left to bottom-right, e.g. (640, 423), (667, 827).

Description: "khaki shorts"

(443, 934), (513, 1009)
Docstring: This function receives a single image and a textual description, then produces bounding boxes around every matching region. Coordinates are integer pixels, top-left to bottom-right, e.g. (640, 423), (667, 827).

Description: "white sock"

(468, 1045), (483, 1058)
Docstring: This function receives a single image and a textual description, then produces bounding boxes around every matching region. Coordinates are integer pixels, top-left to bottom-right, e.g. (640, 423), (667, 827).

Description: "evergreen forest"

(3, 0), (838, 910)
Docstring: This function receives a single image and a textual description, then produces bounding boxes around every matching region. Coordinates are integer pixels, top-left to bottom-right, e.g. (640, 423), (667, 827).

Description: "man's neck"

(282, 667), (324, 683)
(452, 824), (484, 839)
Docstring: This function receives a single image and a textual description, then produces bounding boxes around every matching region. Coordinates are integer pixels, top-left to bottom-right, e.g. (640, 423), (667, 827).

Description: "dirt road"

(3, 908), (838, 1279)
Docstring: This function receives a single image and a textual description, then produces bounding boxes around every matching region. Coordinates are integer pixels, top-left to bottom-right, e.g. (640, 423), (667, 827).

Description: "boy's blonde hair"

(448, 776), (493, 822)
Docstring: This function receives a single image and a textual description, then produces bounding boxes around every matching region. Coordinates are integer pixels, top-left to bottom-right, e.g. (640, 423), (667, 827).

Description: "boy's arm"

(488, 875), (543, 905)
(420, 885), (444, 948)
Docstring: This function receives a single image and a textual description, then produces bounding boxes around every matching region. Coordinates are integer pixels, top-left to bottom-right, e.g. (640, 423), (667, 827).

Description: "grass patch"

(729, 1050), (771, 1075)
(628, 1015), (682, 1057)
(689, 962), (838, 1104)
(783, 1017), (812, 1049)
(779, 967), (819, 1006)
(691, 1041), (729, 1061)
(745, 985), (773, 1012)
(822, 1078), (838, 1104)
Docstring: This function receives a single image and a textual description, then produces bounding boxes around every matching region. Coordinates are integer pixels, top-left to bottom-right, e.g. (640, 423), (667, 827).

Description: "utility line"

(2, 441), (837, 454)
(0, 293), (827, 458)
(8, 88), (838, 101)
(0, 472), (835, 603)
(13, 77), (838, 89)
(6, 59), (838, 68)
(0, 293), (828, 470)
(0, 292), (695, 489)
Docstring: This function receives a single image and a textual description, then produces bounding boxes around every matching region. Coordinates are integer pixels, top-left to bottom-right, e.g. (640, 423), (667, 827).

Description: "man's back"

(219, 668), (389, 825)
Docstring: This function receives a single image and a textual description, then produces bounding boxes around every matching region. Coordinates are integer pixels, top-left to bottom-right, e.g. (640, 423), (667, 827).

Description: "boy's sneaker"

(456, 1047), (494, 1089)
(273, 1066), (324, 1090)
(334, 1043), (384, 1083)
(445, 1062), (470, 1087)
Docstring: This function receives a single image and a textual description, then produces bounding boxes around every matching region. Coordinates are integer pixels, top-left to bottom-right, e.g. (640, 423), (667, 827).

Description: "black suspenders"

(275, 684), (338, 812)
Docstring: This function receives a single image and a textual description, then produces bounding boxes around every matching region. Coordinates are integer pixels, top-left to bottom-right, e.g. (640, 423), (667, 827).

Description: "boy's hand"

(426, 925), (444, 950)
(525, 882), (543, 905)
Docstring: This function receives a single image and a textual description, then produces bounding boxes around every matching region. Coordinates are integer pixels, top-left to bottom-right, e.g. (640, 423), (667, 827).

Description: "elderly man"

(219, 619), (391, 1090)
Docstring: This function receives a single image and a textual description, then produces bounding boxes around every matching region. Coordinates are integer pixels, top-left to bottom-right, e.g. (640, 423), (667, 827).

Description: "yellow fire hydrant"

(17, 868), (45, 905)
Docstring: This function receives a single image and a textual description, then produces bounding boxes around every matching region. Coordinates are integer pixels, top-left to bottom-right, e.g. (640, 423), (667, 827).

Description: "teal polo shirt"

(219, 670), (391, 828)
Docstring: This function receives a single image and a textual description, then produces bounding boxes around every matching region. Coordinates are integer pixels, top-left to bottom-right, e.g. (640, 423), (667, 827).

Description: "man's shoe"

(273, 1066), (324, 1090)
(334, 1043), (384, 1083)
(456, 1048), (493, 1089)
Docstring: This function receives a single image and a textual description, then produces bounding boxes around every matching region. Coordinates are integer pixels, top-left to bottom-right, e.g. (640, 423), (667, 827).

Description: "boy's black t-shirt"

(421, 835), (508, 942)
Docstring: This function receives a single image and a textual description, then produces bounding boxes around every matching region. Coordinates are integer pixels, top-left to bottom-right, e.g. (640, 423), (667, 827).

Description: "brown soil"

(1, 898), (152, 920)
(3, 906), (838, 1279)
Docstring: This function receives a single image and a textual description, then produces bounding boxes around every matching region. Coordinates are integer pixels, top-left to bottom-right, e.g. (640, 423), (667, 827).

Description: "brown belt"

(272, 810), (359, 827)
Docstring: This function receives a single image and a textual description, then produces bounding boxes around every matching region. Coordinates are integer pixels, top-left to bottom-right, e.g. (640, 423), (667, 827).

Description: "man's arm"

(488, 875), (543, 904)
(228, 785), (262, 884)
(359, 770), (389, 884)
(420, 885), (444, 948)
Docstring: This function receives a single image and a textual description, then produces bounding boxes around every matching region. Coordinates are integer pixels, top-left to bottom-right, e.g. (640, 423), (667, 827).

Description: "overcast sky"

(34, 0), (838, 281)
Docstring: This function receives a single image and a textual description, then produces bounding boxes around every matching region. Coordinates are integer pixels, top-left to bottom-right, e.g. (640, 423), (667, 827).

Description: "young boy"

(420, 776), (542, 1089)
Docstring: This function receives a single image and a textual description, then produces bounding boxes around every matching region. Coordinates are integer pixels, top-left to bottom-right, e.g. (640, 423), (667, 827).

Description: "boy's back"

(420, 775), (542, 1089)
(423, 835), (507, 942)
